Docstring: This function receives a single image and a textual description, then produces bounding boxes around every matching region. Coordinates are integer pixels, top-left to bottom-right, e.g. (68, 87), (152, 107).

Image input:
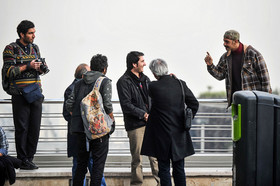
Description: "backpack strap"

(10, 42), (24, 64)
(93, 76), (106, 91)
(8, 42), (19, 64)
(32, 44), (40, 58)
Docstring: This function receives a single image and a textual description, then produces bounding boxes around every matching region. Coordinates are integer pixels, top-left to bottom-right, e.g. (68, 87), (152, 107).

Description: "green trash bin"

(232, 90), (280, 186)
(273, 96), (280, 186)
(232, 91), (257, 186)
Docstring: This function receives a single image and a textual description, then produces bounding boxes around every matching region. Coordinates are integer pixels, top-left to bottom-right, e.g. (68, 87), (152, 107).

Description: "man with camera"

(1, 20), (49, 170)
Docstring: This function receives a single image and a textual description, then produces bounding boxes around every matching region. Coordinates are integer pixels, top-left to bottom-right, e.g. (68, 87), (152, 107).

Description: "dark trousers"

(158, 158), (186, 186)
(73, 133), (109, 186)
(12, 95), (43, 161)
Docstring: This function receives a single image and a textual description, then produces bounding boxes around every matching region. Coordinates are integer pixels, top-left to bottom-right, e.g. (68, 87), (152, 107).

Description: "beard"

(22, 36), (33, 44)
(224, 46), (231, 56)
(224, 46), (231, 51)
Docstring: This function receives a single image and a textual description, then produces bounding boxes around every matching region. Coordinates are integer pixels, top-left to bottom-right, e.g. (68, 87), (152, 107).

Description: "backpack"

(2, 68), (9, 93)
(2, 43), (17, 93)
(80, 76), (113, 140)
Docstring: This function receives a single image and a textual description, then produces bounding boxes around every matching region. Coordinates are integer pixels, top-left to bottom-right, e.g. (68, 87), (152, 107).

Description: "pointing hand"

(204, 52), (213, 66)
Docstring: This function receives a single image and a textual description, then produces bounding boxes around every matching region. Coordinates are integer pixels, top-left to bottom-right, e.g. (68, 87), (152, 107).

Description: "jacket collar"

(226, 43), (249, 57)
(126, 70), (147, 82)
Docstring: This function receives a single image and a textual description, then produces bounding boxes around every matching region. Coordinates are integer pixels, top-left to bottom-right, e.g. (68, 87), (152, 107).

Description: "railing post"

(201, 123), (205, 153)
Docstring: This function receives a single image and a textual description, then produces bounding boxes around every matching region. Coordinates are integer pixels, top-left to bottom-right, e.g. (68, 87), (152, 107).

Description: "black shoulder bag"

(177, 79), (193, 131)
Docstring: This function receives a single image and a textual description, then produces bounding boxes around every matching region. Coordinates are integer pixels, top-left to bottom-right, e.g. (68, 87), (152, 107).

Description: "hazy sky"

(1, 0), (279, 100)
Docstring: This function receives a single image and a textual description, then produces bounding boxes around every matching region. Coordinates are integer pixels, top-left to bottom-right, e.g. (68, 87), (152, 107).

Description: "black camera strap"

(33, 45), (38, 59)
(18, 48), (23, 64)
(29, 44), (39, 79)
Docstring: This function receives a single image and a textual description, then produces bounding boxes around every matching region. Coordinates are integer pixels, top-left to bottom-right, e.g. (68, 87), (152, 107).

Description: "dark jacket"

(63, 79), (77, 122)
(62, 79), (79, 157)
(0, 155), (22, 185)
(0, 127), (21, 185)
(66, 71), (112, 133)
(141, 75), (199, 161)
(117, 70), (151, 131)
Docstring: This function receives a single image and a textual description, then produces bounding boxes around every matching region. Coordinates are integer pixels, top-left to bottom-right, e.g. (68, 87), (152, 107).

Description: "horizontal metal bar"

(0, 98), (228, 104)
(0, 98), (233, 168)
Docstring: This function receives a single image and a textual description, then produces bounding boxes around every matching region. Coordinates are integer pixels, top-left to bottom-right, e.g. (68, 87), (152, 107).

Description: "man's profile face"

(133, 56), (146, 73)
(21, 28), (36, 44)
(223, 38), (236, 51)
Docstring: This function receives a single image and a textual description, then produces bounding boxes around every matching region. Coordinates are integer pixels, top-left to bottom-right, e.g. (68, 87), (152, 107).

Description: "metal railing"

(0, 99), (232, 168)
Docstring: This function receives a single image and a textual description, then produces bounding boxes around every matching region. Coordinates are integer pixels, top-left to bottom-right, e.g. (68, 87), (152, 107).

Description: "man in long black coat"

(141, 59), (199, 186)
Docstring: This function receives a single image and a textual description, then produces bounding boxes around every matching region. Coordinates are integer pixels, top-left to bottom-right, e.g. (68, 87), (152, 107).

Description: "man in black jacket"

(63, 63), (107, 186)
(117, 51), (160, 186)
(66, 54), (114, 186)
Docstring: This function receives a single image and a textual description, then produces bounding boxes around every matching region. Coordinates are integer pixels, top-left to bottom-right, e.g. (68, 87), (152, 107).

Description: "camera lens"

(40, 64), (49, 73)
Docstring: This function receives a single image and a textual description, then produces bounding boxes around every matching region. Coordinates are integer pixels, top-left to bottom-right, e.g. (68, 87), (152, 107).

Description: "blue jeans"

(158, 158), (186, 186)
(72, 156), (106, 186)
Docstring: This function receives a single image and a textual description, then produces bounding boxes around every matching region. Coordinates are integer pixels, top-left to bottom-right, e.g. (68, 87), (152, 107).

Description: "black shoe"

(29, 161), (39, 169)
(20, 160), (38, 170)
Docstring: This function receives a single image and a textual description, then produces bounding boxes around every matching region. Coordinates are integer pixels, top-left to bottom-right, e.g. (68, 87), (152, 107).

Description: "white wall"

(1, 0), (279, 99)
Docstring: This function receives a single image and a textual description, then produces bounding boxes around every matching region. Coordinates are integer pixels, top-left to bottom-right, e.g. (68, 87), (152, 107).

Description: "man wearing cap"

(204, 30), (272, 107)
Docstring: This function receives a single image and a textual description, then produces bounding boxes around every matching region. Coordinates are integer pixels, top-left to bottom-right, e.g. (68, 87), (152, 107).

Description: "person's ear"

(132, 62), (138, 68)
(20, 33), (24, 39)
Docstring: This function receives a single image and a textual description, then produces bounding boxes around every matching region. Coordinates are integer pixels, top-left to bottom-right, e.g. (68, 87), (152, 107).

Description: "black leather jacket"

(117, 70), (151, 131)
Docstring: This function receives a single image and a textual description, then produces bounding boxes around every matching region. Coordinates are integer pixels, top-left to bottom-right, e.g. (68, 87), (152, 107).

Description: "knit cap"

(224, 30), (240, 41)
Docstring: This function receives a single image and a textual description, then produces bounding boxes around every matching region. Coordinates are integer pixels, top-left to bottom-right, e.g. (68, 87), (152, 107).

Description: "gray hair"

(149, 59), (168, 76)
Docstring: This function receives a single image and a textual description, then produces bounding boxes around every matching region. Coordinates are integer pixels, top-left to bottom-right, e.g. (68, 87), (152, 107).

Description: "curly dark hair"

(126, 51), (144, 70)
(17, 20), (35, 38)
(90, 54), (108, 72)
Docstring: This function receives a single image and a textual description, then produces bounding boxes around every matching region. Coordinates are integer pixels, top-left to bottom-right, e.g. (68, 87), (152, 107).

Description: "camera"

(36, 58), (50, 74)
